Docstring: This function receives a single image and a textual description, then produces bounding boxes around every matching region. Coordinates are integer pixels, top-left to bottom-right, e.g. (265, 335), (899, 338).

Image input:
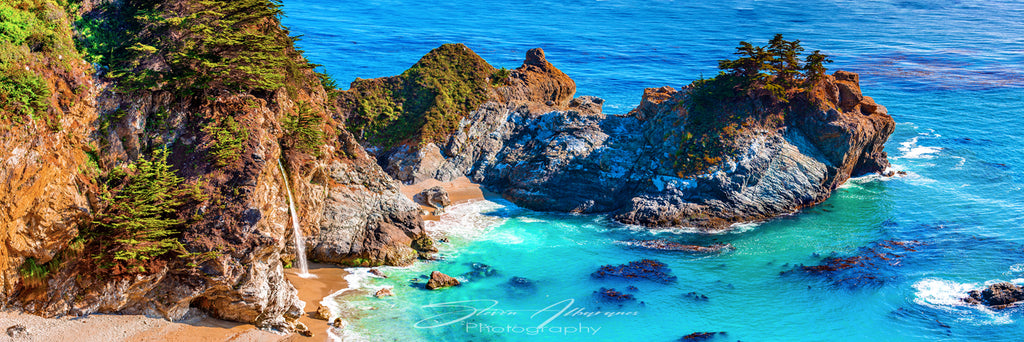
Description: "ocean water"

(280, 1), (1024, 341)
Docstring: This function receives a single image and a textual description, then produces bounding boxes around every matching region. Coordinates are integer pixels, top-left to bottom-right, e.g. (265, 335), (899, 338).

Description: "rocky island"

(0, 0), (892, 338)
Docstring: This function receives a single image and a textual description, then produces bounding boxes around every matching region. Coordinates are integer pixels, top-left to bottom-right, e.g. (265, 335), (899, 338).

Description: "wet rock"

(368, 269), (388, 278)
(314, 305), (331, 320)
(413, 186), (452, 212)
(592, 259), (677, 284)
(425, 271), (461, 290)
(375, 287), (395, 298)
(331, 318), (345, 328)
(964, 282), (1024, 309)
(295, 322), (313, 337)
(618, 240), (736, 253)
(6, 325), (28, 338)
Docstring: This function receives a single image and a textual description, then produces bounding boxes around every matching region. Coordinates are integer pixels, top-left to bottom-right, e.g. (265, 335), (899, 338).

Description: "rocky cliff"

(0, 0), (430, 333)
(352, 45), (894, 231)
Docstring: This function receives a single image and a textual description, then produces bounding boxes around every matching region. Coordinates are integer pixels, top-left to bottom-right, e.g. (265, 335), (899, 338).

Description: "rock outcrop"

(413, 186), (452, 212)
(352, 46), (894, 231)
(1, 0), (431, 333)
(425, 271), (460, 290)
(964, 282), (1024, 308)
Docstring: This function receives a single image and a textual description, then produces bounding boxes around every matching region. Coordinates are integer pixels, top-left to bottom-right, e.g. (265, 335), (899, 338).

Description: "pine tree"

(87, 149), (204, 273)
(803, 50), (833, 82)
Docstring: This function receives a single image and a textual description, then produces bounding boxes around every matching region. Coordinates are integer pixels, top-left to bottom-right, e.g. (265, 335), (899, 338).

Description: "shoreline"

(399, 176), (495, 221)
(0, 178), (487, 342)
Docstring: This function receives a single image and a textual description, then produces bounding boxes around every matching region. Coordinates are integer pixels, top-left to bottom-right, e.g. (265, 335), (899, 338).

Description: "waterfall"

(278, 159), (314, 278)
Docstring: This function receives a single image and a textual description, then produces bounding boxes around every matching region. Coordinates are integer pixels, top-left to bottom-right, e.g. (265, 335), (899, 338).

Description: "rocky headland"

(342, 41), (894, 231)
(0, 0), (893, 337)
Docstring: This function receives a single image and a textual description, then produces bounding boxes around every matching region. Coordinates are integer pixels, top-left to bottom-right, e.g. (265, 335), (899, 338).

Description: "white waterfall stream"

(278, 159), (314, 278)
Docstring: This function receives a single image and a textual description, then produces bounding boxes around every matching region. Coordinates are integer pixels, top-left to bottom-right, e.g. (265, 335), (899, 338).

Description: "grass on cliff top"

(0, 0), (82, 127)
(346, 43), (498, 148)
(672, 34), (832, 176)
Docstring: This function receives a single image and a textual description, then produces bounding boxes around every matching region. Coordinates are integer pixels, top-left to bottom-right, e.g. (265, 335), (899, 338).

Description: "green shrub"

(204, 116), (249, 167)
(18, 257), (54, 288)
(0, 67), (50, 120)
(282, 101), (324, 154)
(85, 148), (205, 274)
(490, 67), (511, 86)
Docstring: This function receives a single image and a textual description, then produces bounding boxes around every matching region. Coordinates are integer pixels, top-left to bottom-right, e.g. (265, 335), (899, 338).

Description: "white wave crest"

(425, 199), (509, 243)
(912, 278), (1015, 325)
(897, 136), (943, 159)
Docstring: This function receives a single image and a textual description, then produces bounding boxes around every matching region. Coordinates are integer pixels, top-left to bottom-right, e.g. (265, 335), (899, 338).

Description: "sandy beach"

(400, 176), (491, 220)
(0, 263), (349, 342)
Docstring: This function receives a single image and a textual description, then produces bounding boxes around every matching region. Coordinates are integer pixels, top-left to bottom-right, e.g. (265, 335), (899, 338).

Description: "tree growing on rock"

(84, 149), (206, 274)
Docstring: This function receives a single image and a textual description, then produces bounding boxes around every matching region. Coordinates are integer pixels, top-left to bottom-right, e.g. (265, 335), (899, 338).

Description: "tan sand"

(0, 263), (349, 342)
(400, 176), (491, 220)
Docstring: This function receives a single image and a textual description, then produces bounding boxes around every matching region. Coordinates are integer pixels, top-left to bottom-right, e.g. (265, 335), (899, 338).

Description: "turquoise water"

(281, 1), (1024, 341)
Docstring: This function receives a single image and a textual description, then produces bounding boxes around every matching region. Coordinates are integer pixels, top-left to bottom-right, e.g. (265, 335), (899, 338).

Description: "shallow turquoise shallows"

(280, 1), (1024, 341)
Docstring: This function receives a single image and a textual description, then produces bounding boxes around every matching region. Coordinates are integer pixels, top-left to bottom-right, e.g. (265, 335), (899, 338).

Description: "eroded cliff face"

(1, 0), (430, 333)
(356, 47), (894, 231)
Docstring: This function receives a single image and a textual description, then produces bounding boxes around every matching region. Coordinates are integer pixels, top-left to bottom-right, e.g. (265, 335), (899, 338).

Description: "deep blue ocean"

(280, 1), (1024, 341)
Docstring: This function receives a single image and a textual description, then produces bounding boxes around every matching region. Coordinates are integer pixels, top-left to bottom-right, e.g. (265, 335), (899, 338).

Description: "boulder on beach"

(964, 282), (1024, 308)
(414, 186), (451, 212)
(425, 271), (461, 290)
(314, 305), (331, 320)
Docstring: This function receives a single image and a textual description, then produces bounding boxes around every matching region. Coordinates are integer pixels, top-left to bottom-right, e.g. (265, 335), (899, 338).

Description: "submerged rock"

(618, 240), (736, 253)
(595, 287), (636, 302)
(964, 282), (1024, 309)
(783, 240), (920, 288)
(425, 271), (461, 290)
(508, 276), (535, 289)
(592, 259), (677, 284)
(680, 331), (725, 341)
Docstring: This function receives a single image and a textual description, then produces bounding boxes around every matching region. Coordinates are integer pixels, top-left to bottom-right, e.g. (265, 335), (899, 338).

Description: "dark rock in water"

(414, 186), (451, 212)
(426, 271), (461, 290)
(595, 287), (636, 302)
(592, 259), (677, 284)
(368, 269), (388, 278)
(6, 325), (27, 338)
(964, 282), (1024, 308)
(508, 276), (536, 289)
(680, 331), (725, 340)
(684, 292), (710, 301)
(462, 262), (499, 280)
(626, 285), (638, 292)
(618, 239), (736, 253)
(782, 240), (920, 288)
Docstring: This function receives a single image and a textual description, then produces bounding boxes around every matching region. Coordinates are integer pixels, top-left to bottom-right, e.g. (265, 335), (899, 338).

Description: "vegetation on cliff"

(0, 0), (83, 127)
(83, 148), (205, 274)
(673, 34), (833, 176)
(77, 0), (312, 94)
(344, 43), (498, 148)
